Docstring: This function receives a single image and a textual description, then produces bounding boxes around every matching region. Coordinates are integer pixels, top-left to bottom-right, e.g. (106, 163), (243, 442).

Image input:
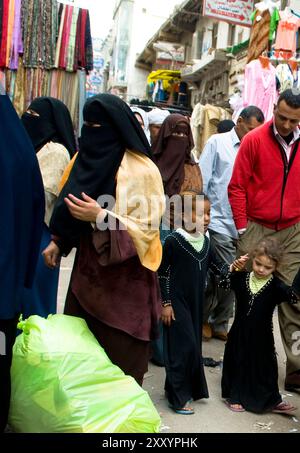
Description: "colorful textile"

(243, 59), (277, 121)
(274, 11), (300, 52)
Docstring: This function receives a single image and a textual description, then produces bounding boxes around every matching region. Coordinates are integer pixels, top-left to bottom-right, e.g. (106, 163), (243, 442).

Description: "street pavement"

(58, 252), (300, 434)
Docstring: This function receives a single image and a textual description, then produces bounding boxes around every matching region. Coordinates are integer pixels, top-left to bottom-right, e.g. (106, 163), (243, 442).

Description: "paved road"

(58, 252), (300, 434)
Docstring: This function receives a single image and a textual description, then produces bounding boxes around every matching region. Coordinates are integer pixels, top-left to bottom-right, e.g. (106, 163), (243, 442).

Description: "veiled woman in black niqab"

(50, 93), (152, 248)
(20, 97), (76, 319)
(21, 97), (76, 156)
(46, 94), (164, 386)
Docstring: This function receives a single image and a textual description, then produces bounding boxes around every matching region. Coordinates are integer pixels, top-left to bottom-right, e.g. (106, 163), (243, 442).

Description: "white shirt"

(273, 123), (300, 161)
(199, 128), (240, 239)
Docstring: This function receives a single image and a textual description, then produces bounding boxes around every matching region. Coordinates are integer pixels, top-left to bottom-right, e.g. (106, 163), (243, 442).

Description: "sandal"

(225, 400), (245, 412)
(272, 401), (297, 414)
(168, 403), (194, 415)
(173, 406), (194, 415)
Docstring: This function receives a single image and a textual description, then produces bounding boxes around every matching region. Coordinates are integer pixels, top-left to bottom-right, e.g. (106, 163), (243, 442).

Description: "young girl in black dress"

(159, 192), (228, 414)
(222, 238), (300, 414)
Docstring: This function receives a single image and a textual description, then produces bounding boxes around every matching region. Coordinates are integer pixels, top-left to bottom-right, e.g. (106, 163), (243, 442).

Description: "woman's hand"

(161, 305), (175, 326)
(42, 241), (61, 269)
(64, 192), (102, 222)
(230, 254), (249, 272)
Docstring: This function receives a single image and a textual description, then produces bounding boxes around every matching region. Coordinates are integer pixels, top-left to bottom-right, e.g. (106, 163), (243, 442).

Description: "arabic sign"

(155, 42), (185, 62)
(203, 0), (254, 27)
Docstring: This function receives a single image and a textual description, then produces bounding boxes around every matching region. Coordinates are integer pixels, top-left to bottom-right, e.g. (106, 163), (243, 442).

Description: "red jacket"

(228, 120), (300, 231)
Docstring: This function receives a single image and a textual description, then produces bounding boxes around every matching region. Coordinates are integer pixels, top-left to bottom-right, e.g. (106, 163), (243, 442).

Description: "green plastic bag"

(9, 314), (161, 433)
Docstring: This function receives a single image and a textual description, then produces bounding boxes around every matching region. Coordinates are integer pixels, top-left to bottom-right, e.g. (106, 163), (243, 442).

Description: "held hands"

(230, 254), (249, 272)
(161, 305), (176, 326)
(64, 192), (102, 222)
(42, 241), (61, 269)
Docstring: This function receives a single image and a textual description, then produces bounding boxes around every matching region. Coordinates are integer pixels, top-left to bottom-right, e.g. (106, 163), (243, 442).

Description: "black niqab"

(50, 94), (151, 247)
(21, 97), (76, 157)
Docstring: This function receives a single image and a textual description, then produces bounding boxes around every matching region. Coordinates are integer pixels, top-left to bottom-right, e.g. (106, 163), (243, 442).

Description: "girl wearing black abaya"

(151, 114), (203, 366)
(44, 94), (165, 386)
(21, 97), (76, 319)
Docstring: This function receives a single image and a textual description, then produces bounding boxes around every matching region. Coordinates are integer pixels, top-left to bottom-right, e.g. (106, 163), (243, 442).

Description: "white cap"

(148, 108), (170, 125)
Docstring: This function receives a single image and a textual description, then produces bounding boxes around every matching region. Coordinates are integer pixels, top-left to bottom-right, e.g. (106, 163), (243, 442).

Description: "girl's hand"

(230, 254), (249, 272)
(161, 305), (175, 326)
(64, 192), (101, 222)
(42, 241), (61, 269)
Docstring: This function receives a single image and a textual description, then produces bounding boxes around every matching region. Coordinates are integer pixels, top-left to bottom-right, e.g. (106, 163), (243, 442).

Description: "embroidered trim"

(246, 273), (274, 316)
(169, 232), (210, 266)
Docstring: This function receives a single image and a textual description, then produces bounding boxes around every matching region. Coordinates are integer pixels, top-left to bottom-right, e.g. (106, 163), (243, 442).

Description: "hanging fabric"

(243, 58), (277, 121)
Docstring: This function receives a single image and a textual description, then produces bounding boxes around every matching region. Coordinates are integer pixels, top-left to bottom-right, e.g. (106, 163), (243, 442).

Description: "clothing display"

(247, 7), (279, 64)
(190, 103), (232, 159)
(243, 59), (277, 121)
(274, 10), (300, 53)
(276, 63), (300, 92)
(0, 1), (93, 130)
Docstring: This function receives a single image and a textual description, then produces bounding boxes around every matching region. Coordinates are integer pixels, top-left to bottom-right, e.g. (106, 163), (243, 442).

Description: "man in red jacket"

(228, 89), (300, 391)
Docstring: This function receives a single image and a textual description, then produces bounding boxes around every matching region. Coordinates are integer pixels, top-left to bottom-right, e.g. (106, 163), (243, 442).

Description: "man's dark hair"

(239, 105), (265, 123)
(217, 119), (235, 133)
(278, 89), (300, 109)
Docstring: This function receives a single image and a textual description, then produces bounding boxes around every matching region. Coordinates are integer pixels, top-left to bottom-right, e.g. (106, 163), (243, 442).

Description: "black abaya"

(221, 271), (300, 413)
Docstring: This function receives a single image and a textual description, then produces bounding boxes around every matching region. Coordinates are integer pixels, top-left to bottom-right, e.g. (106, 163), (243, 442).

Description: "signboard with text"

(156, 42), (185, 62)
(203, 0), (254, 27)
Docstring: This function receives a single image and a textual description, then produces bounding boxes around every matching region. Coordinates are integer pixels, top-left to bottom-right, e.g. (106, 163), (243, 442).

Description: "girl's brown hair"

(250, 238), (284, 266)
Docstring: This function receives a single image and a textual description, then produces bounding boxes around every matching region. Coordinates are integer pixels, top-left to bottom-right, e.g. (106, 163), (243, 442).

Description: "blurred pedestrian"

(131, 106), (150, 143)
(0, 94), (44, 432)
(217, 119), (235, 133)
(148, 108), (170, 144)
(21, 97), (76, 318)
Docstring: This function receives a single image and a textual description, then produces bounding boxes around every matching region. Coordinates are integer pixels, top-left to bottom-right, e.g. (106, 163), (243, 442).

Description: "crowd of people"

(1, 86), (300, 432)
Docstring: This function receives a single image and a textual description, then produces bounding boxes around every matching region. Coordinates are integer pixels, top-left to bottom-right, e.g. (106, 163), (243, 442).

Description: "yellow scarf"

(59, 150), (165, 272)
(106, 150), (165, 272)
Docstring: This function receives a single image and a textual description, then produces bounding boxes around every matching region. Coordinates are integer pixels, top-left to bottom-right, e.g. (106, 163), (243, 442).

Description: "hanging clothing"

(9, 0), (23, 70)
(22, 0), (58, 69)
(274, 11), (300, 53)
(221, 269), (300, 413)
(243, 59), (277, 121)
(247, 7), (279, 64)
(190, 104), (232, 159)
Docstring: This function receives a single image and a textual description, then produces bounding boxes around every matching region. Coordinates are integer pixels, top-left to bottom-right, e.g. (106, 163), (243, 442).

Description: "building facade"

(101, 0), (182, 101)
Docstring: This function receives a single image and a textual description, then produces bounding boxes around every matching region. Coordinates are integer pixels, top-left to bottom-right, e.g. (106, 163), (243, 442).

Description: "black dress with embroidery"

(221, 270), (300, 413)
(158, 232), (226, 409)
